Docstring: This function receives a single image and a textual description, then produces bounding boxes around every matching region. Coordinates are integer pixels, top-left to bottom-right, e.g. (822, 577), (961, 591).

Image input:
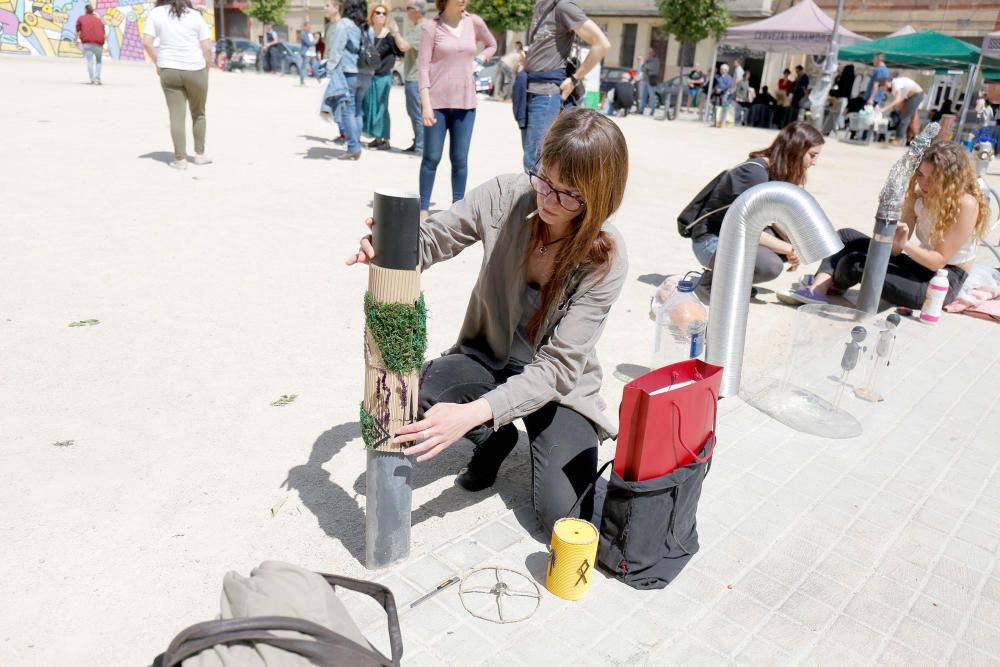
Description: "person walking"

(638, 48), (660, 115)
(417, 0), (496, 218)
(319, 0), (364, 160)
(878, 76), (924, 146)
(789, 64), (809, 125)
(362, 2), (408, 150)
(515, 0), (609, 173)
(711, 63), (732, 128)
(141, 0), (213, 170)
(343, 0), (375, 145)
(75, 5), (106, 85)
(346, 109), (630, 533)
(685, 63), (705, 112)
(316, 31), (325, 59)
(401, 0), (427, 153)
(299, 21), (317, 84)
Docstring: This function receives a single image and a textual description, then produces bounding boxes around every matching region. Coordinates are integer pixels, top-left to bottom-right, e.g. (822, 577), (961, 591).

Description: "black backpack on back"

(676, 159), (769, 238)
(358, 27), (379, 73)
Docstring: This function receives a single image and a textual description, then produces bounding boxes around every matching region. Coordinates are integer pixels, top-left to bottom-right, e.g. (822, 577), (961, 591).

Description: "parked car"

(259, 41), (302, 74)
(474, 57), (500, 95)
(215, 37), (259, 67)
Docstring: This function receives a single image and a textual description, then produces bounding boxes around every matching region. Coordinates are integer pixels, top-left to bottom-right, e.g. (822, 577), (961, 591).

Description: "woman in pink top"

(417, 0), (496, 217)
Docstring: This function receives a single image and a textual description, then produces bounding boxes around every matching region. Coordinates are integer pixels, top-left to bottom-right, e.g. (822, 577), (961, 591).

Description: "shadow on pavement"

(138, 151), (176, 165)
(637, 272), (669, 287)
(286, 423), (532, 565)
(302, 146), (349, 160)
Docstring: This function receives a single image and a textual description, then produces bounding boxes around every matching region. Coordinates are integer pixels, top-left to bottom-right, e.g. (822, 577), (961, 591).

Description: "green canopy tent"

(839, 30), (1000, 136)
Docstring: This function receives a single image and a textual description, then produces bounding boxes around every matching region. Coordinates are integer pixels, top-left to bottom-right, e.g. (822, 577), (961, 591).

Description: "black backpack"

(676, 159), (769, 238)
(358, 27), (379, 73)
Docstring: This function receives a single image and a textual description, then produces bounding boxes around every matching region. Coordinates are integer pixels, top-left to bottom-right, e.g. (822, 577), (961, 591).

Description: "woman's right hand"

(345, 218), (376, 266)
(891, 222), (910, 256)
(422, 105), (437, 127)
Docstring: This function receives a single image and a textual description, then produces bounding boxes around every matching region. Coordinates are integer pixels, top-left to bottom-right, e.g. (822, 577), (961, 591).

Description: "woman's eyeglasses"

(528, 171), (585, 213)
(374, 9), (387, 15)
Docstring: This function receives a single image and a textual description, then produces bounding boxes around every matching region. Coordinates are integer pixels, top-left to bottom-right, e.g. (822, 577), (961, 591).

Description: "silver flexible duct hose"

(705, 182), (844, 397)
(856, 122), (941, 313)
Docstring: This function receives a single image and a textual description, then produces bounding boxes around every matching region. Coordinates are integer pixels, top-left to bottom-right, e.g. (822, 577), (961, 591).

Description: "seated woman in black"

(689, 121), (824, 287)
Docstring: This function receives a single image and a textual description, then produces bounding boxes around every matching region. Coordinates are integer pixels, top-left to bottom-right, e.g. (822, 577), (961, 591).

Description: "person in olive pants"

(158, 68), (209, 162)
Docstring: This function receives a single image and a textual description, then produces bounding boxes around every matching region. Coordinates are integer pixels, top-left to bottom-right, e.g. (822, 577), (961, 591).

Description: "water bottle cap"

(677, 270), (702, 293)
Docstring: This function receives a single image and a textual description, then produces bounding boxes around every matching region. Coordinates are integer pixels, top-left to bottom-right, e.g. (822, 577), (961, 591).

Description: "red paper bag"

(614, 360), (722, 482)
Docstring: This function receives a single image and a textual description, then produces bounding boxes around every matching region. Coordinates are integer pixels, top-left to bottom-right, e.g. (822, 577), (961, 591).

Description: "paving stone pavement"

(356, 309), (1000, 665)
(3, 58), (1000, 666)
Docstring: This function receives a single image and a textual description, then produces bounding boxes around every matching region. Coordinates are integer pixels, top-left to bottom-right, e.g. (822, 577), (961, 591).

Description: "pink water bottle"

(919, 269), (949, 324)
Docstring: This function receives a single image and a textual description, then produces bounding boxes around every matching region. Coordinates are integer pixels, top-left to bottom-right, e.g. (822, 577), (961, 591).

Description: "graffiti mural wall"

(0, 0), (214, 60)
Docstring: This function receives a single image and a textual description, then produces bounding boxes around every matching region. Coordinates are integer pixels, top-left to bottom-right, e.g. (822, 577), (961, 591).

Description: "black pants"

(819, 228), (967, 309)
(419, 353), (598, 533)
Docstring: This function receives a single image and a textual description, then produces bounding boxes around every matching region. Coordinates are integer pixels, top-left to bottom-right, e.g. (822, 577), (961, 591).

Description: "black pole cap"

(372, 189), (421, 271)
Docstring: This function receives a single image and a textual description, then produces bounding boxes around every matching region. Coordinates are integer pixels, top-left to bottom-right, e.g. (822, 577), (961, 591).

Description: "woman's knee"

(753, 253), (784, 283)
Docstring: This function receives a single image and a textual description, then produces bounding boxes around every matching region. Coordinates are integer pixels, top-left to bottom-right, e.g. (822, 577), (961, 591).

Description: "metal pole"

(955, 54), (983, 140)
(363, 189), (421, 570)
(856, 123), (940, 313)
(365, 450), (412, 568)
(810, 0), (845, 131)
(703, 42), (719, 125)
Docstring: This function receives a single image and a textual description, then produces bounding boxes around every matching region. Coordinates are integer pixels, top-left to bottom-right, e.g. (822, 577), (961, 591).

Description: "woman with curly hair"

(786, 140), (988, 308)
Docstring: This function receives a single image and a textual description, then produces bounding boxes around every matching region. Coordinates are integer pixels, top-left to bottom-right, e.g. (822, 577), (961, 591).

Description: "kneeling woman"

(689, 121), (824, 286)
(788, 140), (987, 308)
(346, 109), (628, 532)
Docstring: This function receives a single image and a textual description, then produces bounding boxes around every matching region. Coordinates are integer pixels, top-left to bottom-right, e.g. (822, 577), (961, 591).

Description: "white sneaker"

(169, 159), (188, 170)
(193, 154), (213, 165)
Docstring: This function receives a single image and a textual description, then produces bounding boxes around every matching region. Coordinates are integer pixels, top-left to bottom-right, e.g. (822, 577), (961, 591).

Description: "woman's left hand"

(394, 399), (493, 462)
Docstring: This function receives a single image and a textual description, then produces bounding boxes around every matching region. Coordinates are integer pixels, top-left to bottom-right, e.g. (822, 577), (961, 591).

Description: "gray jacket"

(419, 173), (628, 440)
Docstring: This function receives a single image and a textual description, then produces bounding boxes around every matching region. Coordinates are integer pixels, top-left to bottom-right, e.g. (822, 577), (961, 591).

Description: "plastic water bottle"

(653, 271), (708, 365)
(919, 269), (949, 324)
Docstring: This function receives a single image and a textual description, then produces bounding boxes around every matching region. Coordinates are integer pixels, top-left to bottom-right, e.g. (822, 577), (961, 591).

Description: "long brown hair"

(749, 121), (824, 185)
(525, 108), (629, 341)
(905, 140), (989, 246)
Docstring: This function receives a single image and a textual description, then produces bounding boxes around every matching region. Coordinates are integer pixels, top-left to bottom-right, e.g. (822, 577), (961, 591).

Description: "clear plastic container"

(740, 304), (899, 439)
(652, 271), (708, 367)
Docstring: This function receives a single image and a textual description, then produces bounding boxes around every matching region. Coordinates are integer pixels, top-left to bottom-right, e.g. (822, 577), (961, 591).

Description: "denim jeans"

(355, 73), (372, 136)
(299, 56), (316, 84)
(734, 102), (747, 126)
(83, 43), (102, 82)
(692, 231), (785, 284)
(520, 93), (562, 173)
(404, 81), (423, 152)
(419, 108), (475, 211)
(419, 353), (598, 533)
(340, 73), (361, 154)
(639, 80), (654, 114)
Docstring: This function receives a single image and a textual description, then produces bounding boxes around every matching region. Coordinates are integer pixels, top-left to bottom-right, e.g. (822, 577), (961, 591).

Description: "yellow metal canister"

(545, 518), (599, 600)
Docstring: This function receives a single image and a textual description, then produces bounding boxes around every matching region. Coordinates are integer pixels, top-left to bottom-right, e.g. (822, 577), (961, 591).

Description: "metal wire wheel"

(459, 567), (541, 624)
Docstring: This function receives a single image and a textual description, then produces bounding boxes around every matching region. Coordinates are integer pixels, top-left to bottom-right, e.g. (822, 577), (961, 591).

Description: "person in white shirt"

(141, 0), (213, 169)
(879, 76), (924, 146)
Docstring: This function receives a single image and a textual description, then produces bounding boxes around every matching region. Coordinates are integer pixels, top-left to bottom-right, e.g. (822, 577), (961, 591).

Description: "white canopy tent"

(704, 0), (869, 128)
(887, 25), (916, 38)
(720, 0), (869, 55)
